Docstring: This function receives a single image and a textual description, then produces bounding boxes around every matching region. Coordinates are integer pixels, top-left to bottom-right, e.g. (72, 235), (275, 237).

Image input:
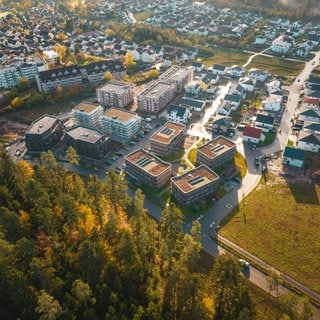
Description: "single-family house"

(242, 125), (263, 144)
(217, 102), (234, 116)
(266, 79), (282, 94)
(297, 132), (320, 153)
(271, 36), (292, 54)
(295, 45), (309, 57)
(298, 109), (320, 123)
(304, 122), (320, 135)
(191, 61), (205, 72)
(229, 65), (244, 78)
(255, 34), (267, 45)
(233, 84), (246, 98)
(263, 96), (282, 112)
(308, 32), (320, 46)
(239, 77), (255, 92)
(211, 117), (232, 133)
(166, 104), (191, 124)
(282, 146), (306, 169)
(248, 68), (268, 82)
(185, 80), (201, 95)
(224, 93), (241, 107)
(178, 97), (206, 114)
(208, 64), (227, 76)
(255, 113), (275, 131)
(307, 75), (320, 91)
(301, 96), (319, 110)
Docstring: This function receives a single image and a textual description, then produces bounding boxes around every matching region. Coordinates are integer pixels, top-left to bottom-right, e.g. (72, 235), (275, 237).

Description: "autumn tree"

(35, 289), (62, 320)
(125, 51), (136, 75)
(66, 146), (80, 166)
(103, 71), (113, 82)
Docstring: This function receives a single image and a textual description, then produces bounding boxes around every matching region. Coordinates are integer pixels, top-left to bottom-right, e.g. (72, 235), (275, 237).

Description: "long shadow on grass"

(287, 181), (319, 205)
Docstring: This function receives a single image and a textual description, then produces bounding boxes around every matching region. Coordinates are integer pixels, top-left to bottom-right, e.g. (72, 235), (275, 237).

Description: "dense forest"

(0, 150), (256, 319)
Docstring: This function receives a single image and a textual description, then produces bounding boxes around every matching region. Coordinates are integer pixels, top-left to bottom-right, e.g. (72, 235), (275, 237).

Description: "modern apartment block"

(137, 81), (174, 114)
(25, 114), (64, 153)
(159, 66), (194, 93)
(96, 80), (135, 108)
(149, 121), (186, 156)
(125, 148), (172, 190)
(100, 107), (141, 140)
(65, 126), (110, 161)
(171, 165), (220, 207)
(196, 136), (237, 170)
(72, 101), (104, 129)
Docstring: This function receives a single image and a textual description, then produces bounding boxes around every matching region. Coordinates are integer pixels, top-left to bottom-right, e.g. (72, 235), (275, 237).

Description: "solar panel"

(136, 157), (147, 165)
(189, 176), (204, 186)
(212, 145), (225, 153)
(140, 158), (153, 167)
(160, 127), (173, 135)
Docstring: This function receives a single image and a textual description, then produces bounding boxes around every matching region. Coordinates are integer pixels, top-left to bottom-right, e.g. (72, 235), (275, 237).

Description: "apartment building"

(72, 101), (104, 129)
(159, 66), (194, 93)
(65, 126), (110, 161)
(25, 114), (64, 153)
(171, 165), (220, 207)
(150, 121), (186, 156)
(100, 107), (141, 140)
(125, 148), (172, 190)
(36, 65), (83, 93)
(82, 59), (126, 84)
(96, 80), (135, 108)
(0, 60), (46, 89)
(196, 136), (237, 170)
(137, 81), (174, 114)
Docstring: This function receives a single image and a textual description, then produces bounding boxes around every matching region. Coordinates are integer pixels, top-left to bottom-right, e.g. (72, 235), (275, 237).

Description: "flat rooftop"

(197, 136), (236, 159)
(140, 82), (172, 99)
(27, 115), (58, 135)
(102, 107), (137, 122)
(125, 149), (171, 176)
(160, 66), (192, 81)
(99, 81), (134, 94)
(66, 126), (105, 144)
(150, 121), (185, 145)
(73, 101), (101, 113)
(172, 165), (219, 193)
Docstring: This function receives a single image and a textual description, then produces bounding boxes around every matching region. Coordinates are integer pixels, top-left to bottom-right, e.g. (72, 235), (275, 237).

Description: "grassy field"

(246, 55), (305, 77)
(134, 10), (154, 21)
(220, 174), (320, 294)
(199, 47), (252, 67)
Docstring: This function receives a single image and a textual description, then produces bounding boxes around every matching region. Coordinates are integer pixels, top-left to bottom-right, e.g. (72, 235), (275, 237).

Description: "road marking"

(226, 203), (233, 209)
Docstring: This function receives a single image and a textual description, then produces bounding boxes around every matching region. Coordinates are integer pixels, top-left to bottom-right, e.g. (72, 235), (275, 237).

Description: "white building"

(72, 101), (104, 129)
(166, 104), (191, 124)
(100, 107), (141, 140)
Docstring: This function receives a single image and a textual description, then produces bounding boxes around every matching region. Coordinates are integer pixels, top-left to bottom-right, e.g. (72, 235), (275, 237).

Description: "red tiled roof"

(243, 126), (262, 139)
(303, 96), (319, 105)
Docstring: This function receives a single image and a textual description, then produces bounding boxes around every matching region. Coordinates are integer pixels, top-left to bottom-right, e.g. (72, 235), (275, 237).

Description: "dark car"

(232, 177), (242, 185)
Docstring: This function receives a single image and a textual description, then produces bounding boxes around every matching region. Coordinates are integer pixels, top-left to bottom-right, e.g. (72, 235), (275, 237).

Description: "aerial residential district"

(1, 0), (320, 319)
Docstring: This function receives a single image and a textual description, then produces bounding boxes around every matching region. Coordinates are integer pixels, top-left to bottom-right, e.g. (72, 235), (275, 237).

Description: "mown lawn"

(246, 55), (305, 77)
(220, 175), (320, 294)
(199, 47), (252, 67)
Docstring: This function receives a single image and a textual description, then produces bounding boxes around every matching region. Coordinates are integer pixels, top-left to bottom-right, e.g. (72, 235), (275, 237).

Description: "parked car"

(232, 177), (242, 185)
(254, 157), (260, 166)
(239, 259), (250, 268)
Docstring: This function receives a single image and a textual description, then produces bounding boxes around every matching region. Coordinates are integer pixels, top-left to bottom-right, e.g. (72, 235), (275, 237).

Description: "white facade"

(271, 36), (291, 53)
(263, 96), (282, 112)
